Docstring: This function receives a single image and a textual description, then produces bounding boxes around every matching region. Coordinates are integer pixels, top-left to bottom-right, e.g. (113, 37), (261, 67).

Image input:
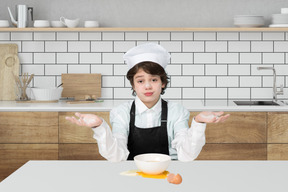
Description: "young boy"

(66, 43), (229, 162)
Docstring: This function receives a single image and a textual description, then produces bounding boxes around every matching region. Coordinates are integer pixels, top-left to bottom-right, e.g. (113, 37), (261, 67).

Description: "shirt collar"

(135, 96), (162, 115)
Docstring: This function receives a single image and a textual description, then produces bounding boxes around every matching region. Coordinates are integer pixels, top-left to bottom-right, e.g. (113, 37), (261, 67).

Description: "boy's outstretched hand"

(65, 112), (103, 128)
(194, 111), (230, 123)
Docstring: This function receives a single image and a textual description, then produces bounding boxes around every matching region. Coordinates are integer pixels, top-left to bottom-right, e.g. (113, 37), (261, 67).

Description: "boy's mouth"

(144, 92), (153, 96)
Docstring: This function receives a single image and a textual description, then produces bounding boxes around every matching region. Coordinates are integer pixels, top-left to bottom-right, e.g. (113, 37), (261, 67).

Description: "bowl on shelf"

(134, 153), (171, 175)
(31, 87), (63, 101)
(234, 15), (265, 27)
(271, 14), (288, 24)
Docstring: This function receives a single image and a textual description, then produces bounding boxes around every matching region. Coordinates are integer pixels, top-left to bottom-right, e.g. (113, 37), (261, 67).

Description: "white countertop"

(0, 160), (287, 192)
(0, 100), (288, 112)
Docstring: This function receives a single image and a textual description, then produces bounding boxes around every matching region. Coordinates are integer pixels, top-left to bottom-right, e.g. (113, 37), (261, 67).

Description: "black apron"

(127, 99), (169, 160)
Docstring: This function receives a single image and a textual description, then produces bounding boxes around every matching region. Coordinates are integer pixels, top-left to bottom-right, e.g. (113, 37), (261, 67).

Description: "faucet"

(257, 67), (283, 101)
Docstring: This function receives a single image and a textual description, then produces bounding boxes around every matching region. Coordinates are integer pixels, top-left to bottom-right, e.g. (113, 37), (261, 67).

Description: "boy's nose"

(145, 82), (152, 88)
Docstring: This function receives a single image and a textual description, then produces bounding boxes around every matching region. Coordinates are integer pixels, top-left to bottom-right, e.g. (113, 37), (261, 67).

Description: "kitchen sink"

(233, 101), (280, 106)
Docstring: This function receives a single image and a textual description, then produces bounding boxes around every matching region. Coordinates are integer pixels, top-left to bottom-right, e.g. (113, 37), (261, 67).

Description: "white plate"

(269, 24), (288, 27)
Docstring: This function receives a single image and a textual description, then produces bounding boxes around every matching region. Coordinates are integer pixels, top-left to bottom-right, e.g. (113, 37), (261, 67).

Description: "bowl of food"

(134, 153), (171, 175)
(31, 87), (63, 101)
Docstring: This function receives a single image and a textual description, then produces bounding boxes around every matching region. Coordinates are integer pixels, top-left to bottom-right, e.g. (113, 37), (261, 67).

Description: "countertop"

(0, 160), (287, 192)
(0, 100), (288, 111)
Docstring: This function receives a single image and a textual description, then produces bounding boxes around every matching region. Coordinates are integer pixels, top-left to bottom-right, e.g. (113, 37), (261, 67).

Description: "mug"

(60, 17), (80, 28)
(84, 21), (99, 28)
(0, 20), (10, 27)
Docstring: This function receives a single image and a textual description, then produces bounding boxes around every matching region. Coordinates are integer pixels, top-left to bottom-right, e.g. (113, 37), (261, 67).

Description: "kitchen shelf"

(1, 27), (288, 32)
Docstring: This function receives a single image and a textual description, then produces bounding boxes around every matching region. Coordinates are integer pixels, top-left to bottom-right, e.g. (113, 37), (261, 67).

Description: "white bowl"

(134, 153), (171, 175)
(31, 87), (63, 101)
(271, 14), (288, 24)
(0, 20), (9, 27)
(34, 20), (50, 28)
(51, 21), (66, 28)
(234, 15), (265, 27)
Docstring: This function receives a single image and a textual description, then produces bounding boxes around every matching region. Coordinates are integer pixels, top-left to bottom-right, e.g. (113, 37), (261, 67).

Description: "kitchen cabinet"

(0, 111), (287, 181)
(189, 112), (267, 160)
(267, 112), (288, 160)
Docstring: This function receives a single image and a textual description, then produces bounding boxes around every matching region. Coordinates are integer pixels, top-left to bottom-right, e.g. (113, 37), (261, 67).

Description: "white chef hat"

(123, 43), (170, 70)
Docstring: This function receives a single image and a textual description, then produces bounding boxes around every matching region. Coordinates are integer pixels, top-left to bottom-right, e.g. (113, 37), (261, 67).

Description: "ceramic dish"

(234, 15), (265, 27)
(33, 20), (50, 28)
(134, 153), (171, 175)
(269, 24), (288, 27)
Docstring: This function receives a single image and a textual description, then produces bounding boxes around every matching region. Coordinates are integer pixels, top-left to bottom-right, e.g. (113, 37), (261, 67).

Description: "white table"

(0, 160), (287, 192)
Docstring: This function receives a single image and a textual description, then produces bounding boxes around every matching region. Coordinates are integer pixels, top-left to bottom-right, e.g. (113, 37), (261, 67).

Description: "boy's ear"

(161, 83), (165, 88)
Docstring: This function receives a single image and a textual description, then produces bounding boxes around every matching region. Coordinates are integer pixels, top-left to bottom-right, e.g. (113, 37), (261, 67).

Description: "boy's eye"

(137, 80), (143, 83)
(152, 79), (158, 82)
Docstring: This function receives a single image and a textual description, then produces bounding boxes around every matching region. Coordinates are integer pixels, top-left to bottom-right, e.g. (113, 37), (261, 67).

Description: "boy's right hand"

(65, 112), (103, 128)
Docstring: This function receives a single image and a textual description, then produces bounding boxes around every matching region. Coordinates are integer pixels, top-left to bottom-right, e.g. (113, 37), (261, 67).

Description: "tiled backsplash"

(1, 31), (288, 100)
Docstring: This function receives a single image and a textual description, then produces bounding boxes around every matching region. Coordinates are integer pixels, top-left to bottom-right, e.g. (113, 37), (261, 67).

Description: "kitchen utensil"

(14, 73), (34, 101)
(134, 153), (171, 175)
(0, 44), (20, 101)
(234, 15), (264, 27)
(61, 73), (101, 100)
(57, 83), (63, 88)
(60, 17), (80, 28)
(33, 20), (50, 28)
(8, 5), (33, 28)
(84, 21), (99, 28)
(31, 87), (63, 101)
(0, 20), (9, 27)
(51, 21), (65, 28)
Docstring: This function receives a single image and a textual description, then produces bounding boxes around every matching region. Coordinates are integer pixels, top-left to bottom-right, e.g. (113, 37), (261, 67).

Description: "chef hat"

(123, 43), (170, 70)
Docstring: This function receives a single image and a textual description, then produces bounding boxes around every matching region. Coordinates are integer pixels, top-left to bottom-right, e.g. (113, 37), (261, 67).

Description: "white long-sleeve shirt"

(92, 96), (206, 162)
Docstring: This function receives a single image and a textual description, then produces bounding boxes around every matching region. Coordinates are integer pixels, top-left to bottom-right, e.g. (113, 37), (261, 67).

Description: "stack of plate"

(234, 15), (264, 28)
(270, 8), (288, 27)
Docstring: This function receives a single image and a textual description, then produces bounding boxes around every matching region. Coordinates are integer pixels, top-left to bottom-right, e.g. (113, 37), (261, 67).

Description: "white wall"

(1, 31), (287, 100)
(1, 0), (288, 27)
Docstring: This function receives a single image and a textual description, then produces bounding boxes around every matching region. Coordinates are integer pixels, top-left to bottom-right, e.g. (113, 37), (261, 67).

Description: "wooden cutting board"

(61, 73), (101, 100)
(0, 44), (20, 100)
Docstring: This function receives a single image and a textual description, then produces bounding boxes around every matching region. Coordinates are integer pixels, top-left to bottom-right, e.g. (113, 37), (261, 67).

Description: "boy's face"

(133, 68), (165, 108)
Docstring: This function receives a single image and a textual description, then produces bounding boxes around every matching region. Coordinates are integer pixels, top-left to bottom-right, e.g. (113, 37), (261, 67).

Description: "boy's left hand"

(195, 111), (230, 123)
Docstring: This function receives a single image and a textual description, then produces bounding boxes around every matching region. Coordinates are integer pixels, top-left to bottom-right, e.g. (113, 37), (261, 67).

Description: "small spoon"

(57, 83), (63, 88)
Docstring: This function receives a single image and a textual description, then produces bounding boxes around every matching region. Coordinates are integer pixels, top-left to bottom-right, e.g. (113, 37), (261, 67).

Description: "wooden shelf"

(0, 27), (288, 32)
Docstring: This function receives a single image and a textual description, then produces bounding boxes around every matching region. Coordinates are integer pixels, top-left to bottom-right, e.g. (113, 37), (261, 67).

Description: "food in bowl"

(134, 153), (171, 175)
(31, 87), (63, 101)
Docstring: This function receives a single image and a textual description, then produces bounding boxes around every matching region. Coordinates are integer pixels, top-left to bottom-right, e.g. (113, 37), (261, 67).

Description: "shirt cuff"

(191, 117), (206, 134)
(91, 118), (110, 138)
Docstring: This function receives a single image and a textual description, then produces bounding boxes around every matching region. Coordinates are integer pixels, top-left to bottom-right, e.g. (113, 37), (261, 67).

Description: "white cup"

(51, 21), (65, 28)
(84, 21), (99, 28)
(34, 20), (50, 28)
(281, 8), (288, 14)
(0, 20), (10, 27)
(60, 17), (80, 28)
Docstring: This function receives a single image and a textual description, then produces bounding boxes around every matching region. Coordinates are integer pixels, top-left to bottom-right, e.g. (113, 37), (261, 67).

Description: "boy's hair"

(126, 61), (170, 96)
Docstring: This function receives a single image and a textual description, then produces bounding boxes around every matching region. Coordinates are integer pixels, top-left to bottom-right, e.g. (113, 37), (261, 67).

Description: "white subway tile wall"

(1, 31), (288, 100)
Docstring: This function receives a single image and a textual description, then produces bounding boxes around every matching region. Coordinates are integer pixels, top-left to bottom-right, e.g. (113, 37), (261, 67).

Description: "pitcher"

(8, 5), (33, 28)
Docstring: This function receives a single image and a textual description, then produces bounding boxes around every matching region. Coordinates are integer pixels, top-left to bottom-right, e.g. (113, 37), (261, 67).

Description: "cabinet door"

(0, 144), (58, 181)
(0, 112), (58, 143)
(59, 144), (105, 160)
(268, 112), (288, 143)
(268, 144), (288, 160)
(196, 144), (267, 160)
(190, 112), (266, 143)
(59, 112), (111, 143)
